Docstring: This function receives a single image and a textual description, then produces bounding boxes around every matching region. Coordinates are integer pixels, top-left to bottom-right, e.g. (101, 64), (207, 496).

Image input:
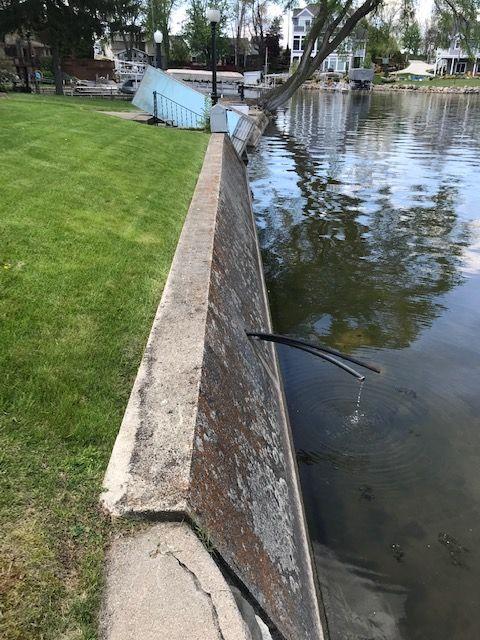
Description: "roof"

(226, 37), (259, 55)
(391, 60), (434, 77)
(166, 68), (244, 83)
(293, 5), (320, 17)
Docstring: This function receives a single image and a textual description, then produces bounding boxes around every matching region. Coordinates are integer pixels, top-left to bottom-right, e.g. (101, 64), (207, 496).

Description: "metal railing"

(152, 90), (205, 129)
(114, 58), (147, 81)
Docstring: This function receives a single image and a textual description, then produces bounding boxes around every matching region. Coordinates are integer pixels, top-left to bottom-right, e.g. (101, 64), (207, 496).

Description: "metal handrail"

(157, 93), (203, 118)
(152, 90), (204, 128)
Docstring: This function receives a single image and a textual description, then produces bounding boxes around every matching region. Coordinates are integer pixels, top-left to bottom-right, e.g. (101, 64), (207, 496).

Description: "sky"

(169, 0), (436, 41)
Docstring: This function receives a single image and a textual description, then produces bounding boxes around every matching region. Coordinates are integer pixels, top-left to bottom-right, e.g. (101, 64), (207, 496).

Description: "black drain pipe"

(247, 332), (381, 381)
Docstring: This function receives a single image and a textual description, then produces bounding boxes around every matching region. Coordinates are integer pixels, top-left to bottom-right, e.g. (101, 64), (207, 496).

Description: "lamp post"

(154, 29), (163, 70)
(206, 8), (221, 105)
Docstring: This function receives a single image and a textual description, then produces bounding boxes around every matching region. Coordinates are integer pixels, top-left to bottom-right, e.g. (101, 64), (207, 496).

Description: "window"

(456, 61), (467, 73)
(293, 37), (300, 51)
(305, 19), (311, 28)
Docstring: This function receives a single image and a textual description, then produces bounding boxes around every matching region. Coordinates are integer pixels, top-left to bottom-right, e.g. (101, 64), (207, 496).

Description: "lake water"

(248, 91), (480, 640)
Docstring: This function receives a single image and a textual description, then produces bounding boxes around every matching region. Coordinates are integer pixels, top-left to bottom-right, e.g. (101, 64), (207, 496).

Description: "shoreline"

(373, 83), (480, 94)
(299, 83), (480, 95)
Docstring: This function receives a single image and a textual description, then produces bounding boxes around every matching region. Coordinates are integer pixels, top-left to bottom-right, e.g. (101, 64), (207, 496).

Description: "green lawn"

(406, 76), (480, 87)
(375, 73), (480, 87)
(10, 92), (141, 111)
(0, 94), (208, 639)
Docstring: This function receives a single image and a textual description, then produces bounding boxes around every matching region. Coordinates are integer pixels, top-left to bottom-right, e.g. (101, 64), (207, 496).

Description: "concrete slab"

(99, 110), (154, 123)
(101, 522), (252, 640)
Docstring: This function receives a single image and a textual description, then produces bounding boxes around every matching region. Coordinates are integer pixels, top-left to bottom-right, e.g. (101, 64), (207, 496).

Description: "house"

(223, 38), (260, 69)
(290, 5), (366, 72)
(1, 33), (51, 77)
(97, 33), (155, 64)
(434, 35), (480, 75)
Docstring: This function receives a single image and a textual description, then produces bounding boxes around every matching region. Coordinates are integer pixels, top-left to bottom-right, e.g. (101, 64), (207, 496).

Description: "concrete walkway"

(101, 522), (257, 640)
(99, 110), (153, 123)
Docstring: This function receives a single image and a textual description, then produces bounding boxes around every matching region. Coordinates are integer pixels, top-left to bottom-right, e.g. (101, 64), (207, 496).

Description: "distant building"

(1, 33), (51, 76)
(98, 33), (190, 66)
(223, 38), (259, 69)
(435, 35), (480, 75)
(96, 33), (154, 64)
(290, 5), (366, 73)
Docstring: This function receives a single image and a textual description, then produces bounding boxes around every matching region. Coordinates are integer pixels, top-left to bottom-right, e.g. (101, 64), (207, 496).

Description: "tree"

(265, 15), (282, 69)
(261, 0), (383, 111)
(146, 0), (179, 67)
(183, 0), (229, 65)
(365, 17), (401, 62)
(110, 0), (145, 61)
(433, 0), (480, 55)
(230, 0), (249, 68)
(423, 13), (442, 59)
(170, 35), (190, 64)
(0, 0), (111, 94)
(402, 20), (422, 56)
(249, 0), (272, 62)
(260, 0), (480, 111)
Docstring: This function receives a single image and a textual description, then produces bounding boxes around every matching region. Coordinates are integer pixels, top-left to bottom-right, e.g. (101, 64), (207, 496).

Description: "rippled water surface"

(248, 91), (480, 639)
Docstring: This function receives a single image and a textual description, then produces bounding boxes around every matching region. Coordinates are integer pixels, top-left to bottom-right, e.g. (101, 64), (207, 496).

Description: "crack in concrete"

(170, 552), (227, 640)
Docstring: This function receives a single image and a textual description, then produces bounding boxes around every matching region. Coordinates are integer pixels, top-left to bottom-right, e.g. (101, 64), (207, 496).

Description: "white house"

(290, 4), (366, 73)
(434, 35), (480, 75)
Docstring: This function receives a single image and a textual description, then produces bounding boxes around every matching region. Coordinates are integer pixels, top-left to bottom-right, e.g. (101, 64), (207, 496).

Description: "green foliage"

(110, 0), (145, 58)
(0, 0), (110, 55)
(0, 94), (208, 640)
(0, 0), (112, 92)
(402, 20), (422, 55)
(433, 0), (480, 54)
(146, 0), (179, 63)
(39, 55), (53, 76)
(170, 36), (191, 64)
(183, 0), (229, 64)
(0, 68), (17, 91)
(268, 15), (282, 39)
(366, 21), (401, 60)
(266, 16), (282, 67)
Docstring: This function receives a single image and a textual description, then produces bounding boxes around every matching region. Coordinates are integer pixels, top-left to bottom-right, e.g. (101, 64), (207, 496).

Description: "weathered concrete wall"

(102, 134), (324, 640)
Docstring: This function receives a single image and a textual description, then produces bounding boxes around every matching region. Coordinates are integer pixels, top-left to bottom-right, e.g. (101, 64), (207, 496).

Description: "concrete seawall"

(101, 134), (325, 640)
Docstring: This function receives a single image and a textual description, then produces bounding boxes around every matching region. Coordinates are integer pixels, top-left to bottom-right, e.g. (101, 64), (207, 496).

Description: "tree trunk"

(260, 37), (316, 112)
(235, 2), (246, 70)
(260, 0), (382, 111)
(260, 66), (312, 112)
(52, 43), (63, 95)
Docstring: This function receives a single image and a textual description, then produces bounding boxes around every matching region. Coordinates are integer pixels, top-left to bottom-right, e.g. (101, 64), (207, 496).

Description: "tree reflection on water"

(253, 92), (474, 351)
(249, 90), (480, 640)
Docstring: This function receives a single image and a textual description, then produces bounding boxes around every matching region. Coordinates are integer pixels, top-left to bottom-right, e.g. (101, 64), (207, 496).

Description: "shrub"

(0, 68), (17, 92)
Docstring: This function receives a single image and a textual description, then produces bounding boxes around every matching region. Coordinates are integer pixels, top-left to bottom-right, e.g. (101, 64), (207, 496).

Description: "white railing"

(114, 58), (147, 81)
